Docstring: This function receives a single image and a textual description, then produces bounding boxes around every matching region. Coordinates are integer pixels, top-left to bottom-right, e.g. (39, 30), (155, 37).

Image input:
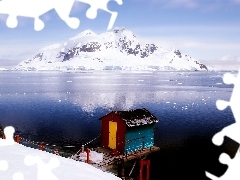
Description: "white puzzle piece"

(24, 155), (60, 180)
(206, 69), (240, 179)
(0, 160), (9, 171)
(0, 126), (60, 180)
(0, 126), (25, 179)
(77, 0), (123, 30)
(0, 126), (15, 146)
(0, 0), (123, 31)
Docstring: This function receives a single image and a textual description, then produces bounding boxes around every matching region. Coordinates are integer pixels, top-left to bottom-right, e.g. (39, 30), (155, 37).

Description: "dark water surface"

(0, 71), (237, 180)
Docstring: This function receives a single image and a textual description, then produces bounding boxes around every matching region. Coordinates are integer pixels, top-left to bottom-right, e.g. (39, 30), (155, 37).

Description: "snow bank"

(0, 141), (120, 180)
(76, 150), (104, 163)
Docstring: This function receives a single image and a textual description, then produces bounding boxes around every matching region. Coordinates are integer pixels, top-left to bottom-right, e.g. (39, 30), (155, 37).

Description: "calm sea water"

(0, 70), (238, 180)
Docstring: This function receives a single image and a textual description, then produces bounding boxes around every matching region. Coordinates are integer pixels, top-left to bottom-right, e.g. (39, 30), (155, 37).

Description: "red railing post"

(39, 142), (45, 150)
(54, 148), (59, 155)
(86, 148), (90, 164)
(15, 135), (20, 143)
(139, 159), (150, 180)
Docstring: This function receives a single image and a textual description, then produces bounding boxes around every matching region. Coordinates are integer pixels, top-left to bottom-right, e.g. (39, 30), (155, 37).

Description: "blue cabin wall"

(124, 124), (154, 154)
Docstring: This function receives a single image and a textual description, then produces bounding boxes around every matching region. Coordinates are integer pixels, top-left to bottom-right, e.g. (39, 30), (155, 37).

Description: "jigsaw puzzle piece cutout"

(6, 15), (18, 29)
(0, 126), (25, 179)
(53, 0), (80, 29)
(0, 0), (122, 30)
(0, 160), (9, 171)
(0, 126), (15, 146)
(205, 136), (238, 178)
(221, 71), (240, 121)
(212, 123), (240, 147)
(76, 0), (123, 30)
(222, 73), (237, 85)
(216, 100), (229, 111)
(0, 0), (54, 31)
(13, 172), (24, 180)
(0, 0), (80, 31)
(24, 155), (60, 180)
(107, 0), (123, 30)
(34, 18), (45, 32)
(206, 149), (240, 180)
(107, 0), (123, 14)
(206, 69), (240, 179)
(0, 158), (24, 180)
(213, 70), (240, 147)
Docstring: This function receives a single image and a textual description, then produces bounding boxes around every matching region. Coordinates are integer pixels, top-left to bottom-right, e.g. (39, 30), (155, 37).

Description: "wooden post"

(39, 142), (45, 150)
(86, 148), (90, 164)
(118, 159), (125, 178)
(15, 135), (20, 143)
(139, 159), (150, 180)
(54, 148), (59, 155)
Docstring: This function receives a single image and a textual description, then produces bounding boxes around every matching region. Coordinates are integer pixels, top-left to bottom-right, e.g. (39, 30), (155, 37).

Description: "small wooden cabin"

(99, 108), (159, 154)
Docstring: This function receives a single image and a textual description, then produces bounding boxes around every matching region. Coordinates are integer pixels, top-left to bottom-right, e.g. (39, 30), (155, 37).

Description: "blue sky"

(0, 0), (240, 70)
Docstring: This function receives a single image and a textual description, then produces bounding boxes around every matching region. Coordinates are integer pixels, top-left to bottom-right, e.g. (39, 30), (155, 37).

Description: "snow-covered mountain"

(13, 28), (208, 71)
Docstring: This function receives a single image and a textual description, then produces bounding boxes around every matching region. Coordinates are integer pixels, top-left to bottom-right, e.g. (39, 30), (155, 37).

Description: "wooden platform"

(116, 146), (160, 162)
(71, 146), (160, 171)
(93, 146), (160, 170)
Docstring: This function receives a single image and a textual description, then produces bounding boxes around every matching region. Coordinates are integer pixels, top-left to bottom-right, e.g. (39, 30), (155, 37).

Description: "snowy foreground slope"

(0, 142), (120, 180)
(13, 28), (208, 71)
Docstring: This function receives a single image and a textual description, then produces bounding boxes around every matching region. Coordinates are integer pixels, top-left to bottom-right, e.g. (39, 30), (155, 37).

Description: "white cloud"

(139, 35), (240, 51)
(164, 0), (199, 8)
(120, 24), (240, 71)
(0, 59), (22, 68)
(219, 55), (234, 62)
(218, 55), (240, 62)
(231, 0), (240, 3)
(133, 24), (240, 61)
(131, 0), (240, 10)
(0, 39), (56, 61)
(131, 0), (199, 8)
(203, 55), (240, 71)
(138, 34), (240, 71)
(133, 25), (240, 35)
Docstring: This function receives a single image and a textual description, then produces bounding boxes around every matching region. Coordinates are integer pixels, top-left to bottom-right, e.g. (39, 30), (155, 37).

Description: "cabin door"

(109, 121), (117, 149)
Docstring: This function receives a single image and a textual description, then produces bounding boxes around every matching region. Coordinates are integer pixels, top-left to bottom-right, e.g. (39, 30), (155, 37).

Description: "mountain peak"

(112, 27), (136, 38)
(70, 30), (96, 40)
(40, 43), (62, 51)
(113, 27), (126, 33)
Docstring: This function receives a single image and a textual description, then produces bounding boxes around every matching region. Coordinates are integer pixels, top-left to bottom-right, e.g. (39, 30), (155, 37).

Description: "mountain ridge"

(13, 27), (209, 71)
